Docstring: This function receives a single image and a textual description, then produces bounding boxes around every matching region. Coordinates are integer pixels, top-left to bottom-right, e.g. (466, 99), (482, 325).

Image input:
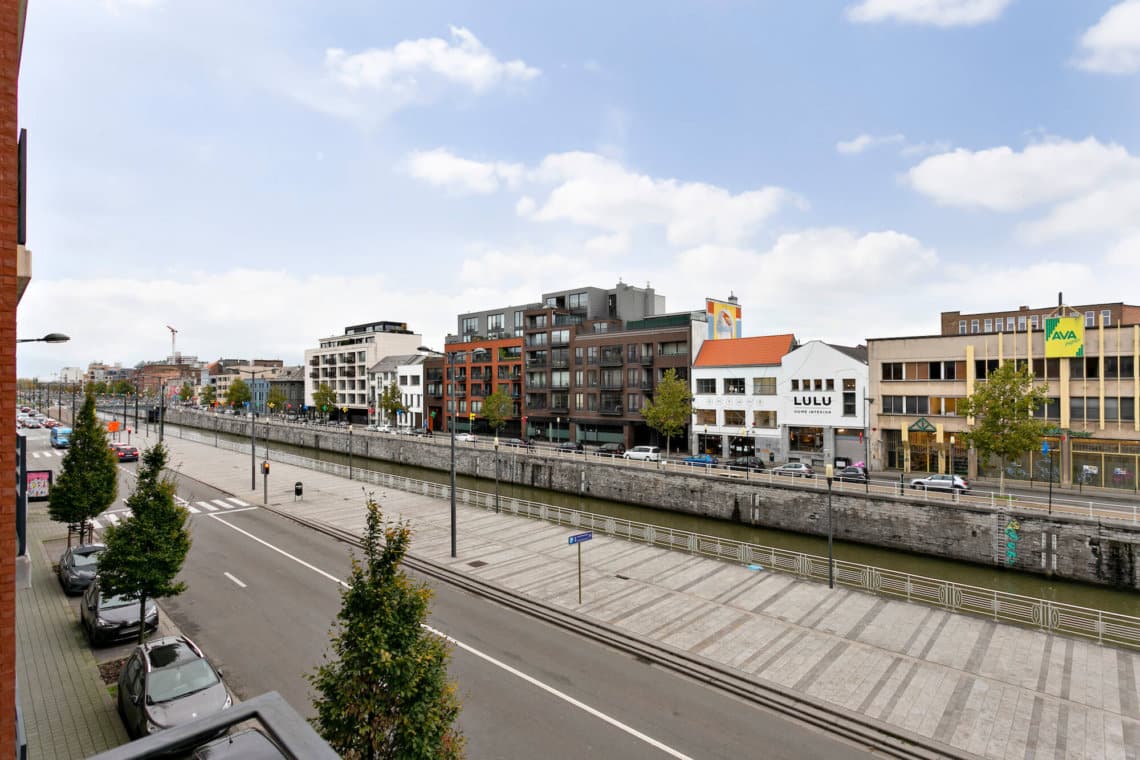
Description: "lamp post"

(949, 434), (955, 482)
(863, 396), (874, 493)
(826, 462), (835, 589)
(234, 368), (270, 491)
(16, 332), (69, 344)
(159, 380), (166, 443)
(348, 424), (354, 480)
(419, 346), (457, 558)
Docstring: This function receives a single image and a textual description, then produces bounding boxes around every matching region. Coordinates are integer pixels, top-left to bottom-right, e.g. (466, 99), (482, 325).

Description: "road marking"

(105, 513), (120, 525)
(185, 504), (200, 514)
(223, 572), (247, 588)
(208, 516), (694, 760)
(196, 501), (218, 512)
(225, 497), (250, 507)
(211, 499), (234, 510)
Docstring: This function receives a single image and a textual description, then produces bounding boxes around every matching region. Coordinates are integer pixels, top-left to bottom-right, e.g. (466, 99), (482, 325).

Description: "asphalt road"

(159, 480), (874, 759)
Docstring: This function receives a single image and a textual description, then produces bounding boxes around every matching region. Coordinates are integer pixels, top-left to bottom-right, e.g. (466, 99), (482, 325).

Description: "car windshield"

(72, 552), (101, 569)
(147, 659), (220, 703)
(100, 594), (134, 609)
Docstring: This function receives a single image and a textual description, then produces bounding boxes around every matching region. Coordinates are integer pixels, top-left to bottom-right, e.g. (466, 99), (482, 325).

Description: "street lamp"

(863, 396), (874, 494)
(826, 462), (835, 589)
(16, 332), (69, 344)
(234, 368), (270, 491)
(419, 345), (457, 558)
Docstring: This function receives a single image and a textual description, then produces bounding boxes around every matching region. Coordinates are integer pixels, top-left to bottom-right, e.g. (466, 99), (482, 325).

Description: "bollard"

(294, 481), (303, 501)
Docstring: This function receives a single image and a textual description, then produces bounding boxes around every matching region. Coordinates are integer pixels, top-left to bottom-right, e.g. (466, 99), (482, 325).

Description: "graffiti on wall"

(1004, 519), (1021, 566)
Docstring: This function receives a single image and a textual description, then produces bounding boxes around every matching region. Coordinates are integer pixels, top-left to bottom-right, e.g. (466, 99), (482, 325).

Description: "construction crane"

(166, 325), (178, 364)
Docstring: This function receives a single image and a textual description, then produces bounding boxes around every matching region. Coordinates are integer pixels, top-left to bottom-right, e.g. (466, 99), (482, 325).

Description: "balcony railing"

(309, 358), (319, 367)
(600, 382), (624, 390)
(525, 359), (548, 368)
(640, 381), (655, 392)
(550, 358), (570, 369)
(309, 371), (319, 380)
(600, 354), (624, 367)
(550, 402), (569, 413)
(599, 405), (623, 416)
(639, 355), (654, 365)
(551, 381), (570, 390)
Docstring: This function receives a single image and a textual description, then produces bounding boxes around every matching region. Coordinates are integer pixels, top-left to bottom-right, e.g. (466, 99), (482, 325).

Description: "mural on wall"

(1004, 518), (1022, 566)
(706, 298), (742, 340)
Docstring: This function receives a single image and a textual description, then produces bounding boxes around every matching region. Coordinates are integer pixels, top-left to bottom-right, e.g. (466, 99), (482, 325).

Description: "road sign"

(568, 531), (593, 545)
(1042, 441), (1050, 455)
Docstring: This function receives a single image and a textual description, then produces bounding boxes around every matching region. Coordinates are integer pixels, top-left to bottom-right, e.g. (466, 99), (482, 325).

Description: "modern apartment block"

(426, 337), (524, 436)
(367, 354), (425, 429)
(868, 301), (1140, 489)
(304, 321), (423, 421)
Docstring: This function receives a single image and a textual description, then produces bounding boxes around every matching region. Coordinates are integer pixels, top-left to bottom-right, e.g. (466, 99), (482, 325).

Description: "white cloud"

(846, 0), (1012, 27)
(1074, 0), (1140, 74)
(836, 133), (905, 154)
(325, 26), (539, 94)
(405, 148), (524, 194)
(906, 137), (1140, 212)
(1019, 179), (1140, 242)
(515, 196), (537, 216)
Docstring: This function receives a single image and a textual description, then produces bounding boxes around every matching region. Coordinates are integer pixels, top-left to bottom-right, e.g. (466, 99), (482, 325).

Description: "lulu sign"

(1044, 316), (1084, 358)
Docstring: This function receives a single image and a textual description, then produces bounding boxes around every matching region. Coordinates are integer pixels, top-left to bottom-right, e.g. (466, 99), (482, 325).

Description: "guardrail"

(180, 427), (1140, 651)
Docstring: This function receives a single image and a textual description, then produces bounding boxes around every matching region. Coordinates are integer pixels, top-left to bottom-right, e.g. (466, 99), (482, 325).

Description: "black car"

(725, 456), (766, 472)
(57, 543), (105, 595)
(835, 466), (869, 484)
(111, 443), (140, 462)
(556, 441), (584, 453)
(593, 443), (626, 457)
(81, 578), (159, 646)
(118, 635), (232, 745)
(501, 438), (534, 450)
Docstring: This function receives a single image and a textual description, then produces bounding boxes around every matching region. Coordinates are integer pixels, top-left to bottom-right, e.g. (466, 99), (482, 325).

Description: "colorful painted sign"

(706, 298), (742, 340)
(1044, 316), (1084, 358)
(1004, 518), (1021, 566)
(26, 470), (52, 501)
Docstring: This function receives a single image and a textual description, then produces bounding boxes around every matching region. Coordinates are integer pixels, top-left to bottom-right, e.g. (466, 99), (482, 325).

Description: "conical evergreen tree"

(48, 387), (118, 545)
(309, 498), (465, 759)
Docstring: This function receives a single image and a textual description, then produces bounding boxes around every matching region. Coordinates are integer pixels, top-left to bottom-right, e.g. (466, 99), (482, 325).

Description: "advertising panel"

(26, 470), (52, 501)
(706, 299), (742, 340)
(1044, 316), (1084, 358)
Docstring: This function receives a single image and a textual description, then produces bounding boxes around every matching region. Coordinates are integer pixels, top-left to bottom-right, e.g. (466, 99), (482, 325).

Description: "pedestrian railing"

(182, 428), (1140, 651)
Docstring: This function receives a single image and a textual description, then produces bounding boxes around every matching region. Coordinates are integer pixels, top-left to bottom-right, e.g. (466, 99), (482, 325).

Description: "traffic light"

(261, 461), (270, 475)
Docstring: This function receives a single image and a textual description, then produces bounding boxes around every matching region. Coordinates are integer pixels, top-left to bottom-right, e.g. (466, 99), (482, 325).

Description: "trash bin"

(294, 482), (303, 499)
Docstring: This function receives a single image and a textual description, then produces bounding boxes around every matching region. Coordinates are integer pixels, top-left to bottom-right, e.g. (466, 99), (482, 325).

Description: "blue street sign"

(1042, 441), (1050, 455)
(568, 531), (593, 545)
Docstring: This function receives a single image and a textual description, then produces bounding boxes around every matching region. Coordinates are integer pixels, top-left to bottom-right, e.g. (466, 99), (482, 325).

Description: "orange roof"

(694, 334), (796, 367)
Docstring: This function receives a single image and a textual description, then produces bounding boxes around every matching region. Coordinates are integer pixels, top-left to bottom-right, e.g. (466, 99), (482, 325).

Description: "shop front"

(788, 426), (824, 460)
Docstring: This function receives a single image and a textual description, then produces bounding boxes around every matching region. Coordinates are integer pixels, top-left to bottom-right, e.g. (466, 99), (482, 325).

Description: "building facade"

(367, 354), (426, 428)
(304, 321), (423, 421)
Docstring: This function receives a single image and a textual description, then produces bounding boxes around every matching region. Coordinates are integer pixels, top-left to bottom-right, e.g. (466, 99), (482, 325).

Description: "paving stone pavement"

(143, 427), (1140, 760)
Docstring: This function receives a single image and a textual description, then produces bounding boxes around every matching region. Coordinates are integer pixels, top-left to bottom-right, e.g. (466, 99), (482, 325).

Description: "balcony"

(550, 358), (570, 369)
(551, 381), (570, 390)
(525, 359), (548, 369)
(600, 381), (624, 391)
(639, 354), (654, 366)
(600, 353), (624, 367)
(640, 380), (655, 392)
(309, 358), (319, 367)
(324, 357), (337, 366)
(550, 401), (569, 413)
(309, 371), (319, 380)
(599, 405), (623, 416)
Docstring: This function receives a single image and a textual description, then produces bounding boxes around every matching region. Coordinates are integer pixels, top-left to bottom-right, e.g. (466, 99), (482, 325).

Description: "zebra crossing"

(89, 496), (253, 530)
(30, 449), (65, 458)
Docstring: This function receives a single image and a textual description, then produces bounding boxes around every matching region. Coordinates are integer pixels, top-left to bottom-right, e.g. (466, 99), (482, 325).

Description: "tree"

(92, 380), (108, 395)
(312, 383), (337, 420)
(640, 368), (692, 461)
(481, 389), (513, 435)
(200, 384), (216, 406)
(309, 498), (465, 759)
(112, 379), (136, 396)
(377, 382), (406, 426)
(97, 443), (191, 644)
(225, 377), (251, 408)
(956, 362), (1048, 493)
(48, 387), (118, 545)
(267, 387), (288, 414)
(179, 382), (193, 402)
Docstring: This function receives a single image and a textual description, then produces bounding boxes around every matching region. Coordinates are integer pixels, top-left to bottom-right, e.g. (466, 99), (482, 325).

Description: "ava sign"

(1045, 316), (1084, 358)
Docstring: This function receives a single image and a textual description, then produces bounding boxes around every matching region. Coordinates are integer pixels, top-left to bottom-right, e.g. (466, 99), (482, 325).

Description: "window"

(627, 368), (640, 386)
(1101, 309), (1112, 327)
(592, 322), (609, 334)
(695, 409), (716, 424)
(514, 310), (524, 328)
(575, 393), (584, 410)
(725, 378), (745, 395)
(791, 379), (800, 391)
(1070, 397), (1084, 422)
(696, 378), (716, 394)
(1006, 317), (1015, 331)
(881, 396), (902, 414)
(753, 377), (776, 395)
(1030, 315), (1039, 329)
(551, 329), (569, 344)
(487, 313), (505, 331)
(958, 320), (967, 335)
(587, 394), (598, 411)
(724, 409), (746, 426)
(975, 359), (999, 379)
(1017, 316), (1026, 331)
(627, 394), (643, 412)
(984, 319), (993, 332)
(843, 392), (856, 416)
(1105, 357), (1119, 379)
(1085, 311), (1095, 327)
(1122, 398), (1135, 422)
(971, 319), (980, 334)
(826, 379), (835, 391)
(569, 292), (588, 309)
(843, 378), (856, 391)
(659, 341), (688, 356)
(574, 347), (584, 365)
(574, 370), (584, 385)
(462, 317), (478, 334)
(882, 363), (904, 381)
(906, 396), (929, 414)
(814, 379), (823, 391)
(1104, 398), (1119, 422)
(754, 410), (777, 428)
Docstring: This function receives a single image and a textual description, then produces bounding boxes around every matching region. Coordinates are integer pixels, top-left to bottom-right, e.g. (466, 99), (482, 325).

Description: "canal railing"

(180, 427), (1140, 651)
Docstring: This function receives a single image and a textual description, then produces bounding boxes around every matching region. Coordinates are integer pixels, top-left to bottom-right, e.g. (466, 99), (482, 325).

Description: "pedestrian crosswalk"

(30, 450), (65, 458)
(89, 497), (253, 530)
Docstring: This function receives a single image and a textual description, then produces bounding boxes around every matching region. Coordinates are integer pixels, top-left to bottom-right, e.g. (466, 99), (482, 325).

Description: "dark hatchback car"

(835, 466), (869, 484)
(593, 443), (626, 457)
(725, 456), (766, 472)
(119, 636), (232, 745)
(81, 578), (159, 646)
(556, 441), (584, 453)
(57, 543), (105, 595)
(501, 437), (534, 450)
(112, 443), (140, 462)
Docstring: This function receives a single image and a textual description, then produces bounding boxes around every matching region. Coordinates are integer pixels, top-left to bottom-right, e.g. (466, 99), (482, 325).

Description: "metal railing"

(181, 428), (1140, 650)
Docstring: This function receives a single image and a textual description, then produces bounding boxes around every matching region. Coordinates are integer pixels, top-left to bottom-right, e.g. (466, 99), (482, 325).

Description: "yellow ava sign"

(1045, 316), (1084, 358)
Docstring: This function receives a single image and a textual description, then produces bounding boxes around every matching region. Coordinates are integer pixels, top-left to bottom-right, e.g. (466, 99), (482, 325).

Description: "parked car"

(725, 456), (766, 471)
(909, 474), (970, 492)
(682, 453), (718, 466)
(556, 440), (584, 453)
(772, 462), (815, 478)
(191, 728), (287, 759)
(835, 466), (869, 484)
(623, 445), (660, 462)
(111, 443), (140, 462)
(593, 443), (626, 458)
(81, 578), (159, 646)
(455, 432), (478, 442)
(57, 543), (105, 595)
(118, 635), (231, 745)
(501, 437), (534, 450)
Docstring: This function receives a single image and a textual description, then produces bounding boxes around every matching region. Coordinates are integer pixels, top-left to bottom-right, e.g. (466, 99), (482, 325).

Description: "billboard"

(1044, 316), (1084, 358)
(26, 470), (52, 501)
(706, 299), (742, 340)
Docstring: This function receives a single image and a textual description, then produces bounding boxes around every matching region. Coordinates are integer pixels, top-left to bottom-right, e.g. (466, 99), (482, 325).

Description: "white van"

(623, 445), (660, 462)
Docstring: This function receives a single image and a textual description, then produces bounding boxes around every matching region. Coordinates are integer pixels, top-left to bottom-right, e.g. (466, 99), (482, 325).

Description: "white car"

(909, 474), (970, 492)
(623, 445), (660, 462)
(455, 432), (477, 442)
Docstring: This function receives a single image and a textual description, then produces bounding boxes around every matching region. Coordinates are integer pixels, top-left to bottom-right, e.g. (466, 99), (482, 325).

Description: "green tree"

(267, 387), (288, 414)
(48, 387), (118, 545)
(312, 383), (337, 420)
(97, 443), (191, 644)
(309, 498), (464, 759)
(225, 377), (252, 408)
(377, 381), (406, 426)
(179, 382), (193, 402)
(92, 380), (108, 395)
(200, 384), (216, 407)
(112, 379), (136, 396)
(956, 362), (1048, 492)
(481, 389), (513, 435)
(640, 368), (692, 461)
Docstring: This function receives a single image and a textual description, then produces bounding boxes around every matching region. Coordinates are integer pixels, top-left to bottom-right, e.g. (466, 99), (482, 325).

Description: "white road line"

(105, 513), (120, 526)
(218, 506), (258, 515)
(208, 516), (693, 760)
(223, 572), (247, 588)
(185, 504), (200, 514)
(225, 497), (250, 507)
(196, 502), (218, 512)
(90, 519), (102, 530)
(211, 499), (234, 510)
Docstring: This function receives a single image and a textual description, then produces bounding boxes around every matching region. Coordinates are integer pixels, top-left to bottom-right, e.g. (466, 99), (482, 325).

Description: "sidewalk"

(147, 429), (1138, 760)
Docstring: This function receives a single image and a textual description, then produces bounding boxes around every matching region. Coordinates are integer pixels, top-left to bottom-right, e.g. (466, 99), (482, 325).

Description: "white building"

(304, 321), (423, 418)
(367, 354), (425, 429)
(691, 337), (870, 467)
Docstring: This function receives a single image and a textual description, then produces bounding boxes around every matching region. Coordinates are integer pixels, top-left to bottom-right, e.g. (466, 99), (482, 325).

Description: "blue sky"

(16, 0), (1140, 377)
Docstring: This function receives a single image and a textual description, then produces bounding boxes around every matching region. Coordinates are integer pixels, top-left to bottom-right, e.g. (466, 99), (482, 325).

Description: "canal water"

(166, 419), (1140, 617)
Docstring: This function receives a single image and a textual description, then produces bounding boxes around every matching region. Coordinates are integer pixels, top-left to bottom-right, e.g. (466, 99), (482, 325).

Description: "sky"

(15, 0), (1140, 379)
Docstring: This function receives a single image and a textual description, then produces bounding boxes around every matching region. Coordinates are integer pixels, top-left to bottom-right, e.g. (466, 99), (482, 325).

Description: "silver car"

(909, 474), (970, 492)
(623, 445), (660, 462)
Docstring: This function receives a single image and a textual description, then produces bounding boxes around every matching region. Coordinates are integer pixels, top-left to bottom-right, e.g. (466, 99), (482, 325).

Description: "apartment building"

(367, 354), (426, 428)
(868, 302), (1140, 489)
(304, 321), (423, 422)
(426, 337), (524, 436)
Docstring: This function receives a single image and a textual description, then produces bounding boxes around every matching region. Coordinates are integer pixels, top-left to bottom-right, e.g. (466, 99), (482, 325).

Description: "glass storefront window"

(789, 427), (823, 452)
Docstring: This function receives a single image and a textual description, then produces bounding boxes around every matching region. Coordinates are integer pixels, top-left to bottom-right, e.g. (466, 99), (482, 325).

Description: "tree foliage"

(312, 383), (337, 418)
(309, 498), (465, 759)
(267, 387), (288, 413)
(179, 382), (194, 401)
(97, 443), (192, 644)
(481, 389), (513, 434)
(377, 382), (406, 426)
(957, 362), (1048, 492)
(200, 385), (216, 406)
(225, 377), (251, 408)
(640, 368), (692, 460)
(48, 387), (119, 545)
